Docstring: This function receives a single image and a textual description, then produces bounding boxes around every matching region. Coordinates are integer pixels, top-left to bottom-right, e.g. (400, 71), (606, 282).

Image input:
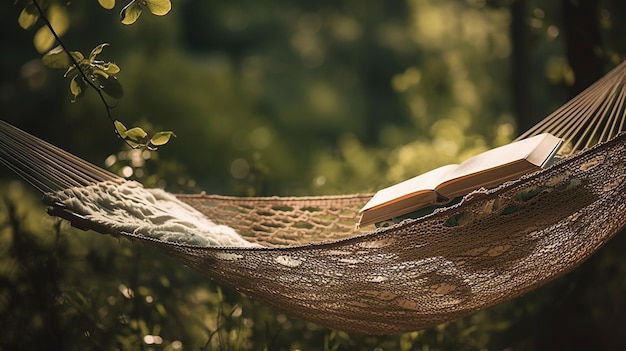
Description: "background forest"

(1, 0), (626, 350)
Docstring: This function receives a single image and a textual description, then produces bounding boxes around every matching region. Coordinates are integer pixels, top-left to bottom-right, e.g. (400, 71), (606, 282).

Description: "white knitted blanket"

(47, 180), (257, 247)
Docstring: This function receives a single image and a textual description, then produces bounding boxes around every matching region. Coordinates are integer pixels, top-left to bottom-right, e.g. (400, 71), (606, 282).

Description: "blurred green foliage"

(1, 0), (626, 350)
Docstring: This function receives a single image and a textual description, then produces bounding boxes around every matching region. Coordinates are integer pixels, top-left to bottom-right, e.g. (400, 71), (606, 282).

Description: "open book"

(358, 133), (563, 227)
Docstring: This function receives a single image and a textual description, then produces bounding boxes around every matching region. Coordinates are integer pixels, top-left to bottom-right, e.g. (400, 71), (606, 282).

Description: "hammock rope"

(516, 60), (626, 154)
(1, 61), (626, 334)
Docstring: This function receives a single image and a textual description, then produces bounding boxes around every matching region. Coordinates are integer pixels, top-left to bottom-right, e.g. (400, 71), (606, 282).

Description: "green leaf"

(103, 63), (121, 74)
(93, 62), (121, 75)
(114, 120), (128, 137)
(99, 75), (124, 99)
(69, 75), (85, 101)
(98, 0), (116, 10)
(148, 131), (176, 149)
(71, 51), (85, 61)
(92, 69), (110, 79)
(115, 122), (146, 148)
(18, 5), (40, 30)
(89, 43), (109, 61)
(120, 2), (142, 25)
(33, 4), (69, 53)
(145, 0), (171, 16)
(125, 139), (141, 148)
(42, 46), (71, 69)
(63, 65), (76, 77)
(33, 26), (56, 54)
(124, 127), (148, 140)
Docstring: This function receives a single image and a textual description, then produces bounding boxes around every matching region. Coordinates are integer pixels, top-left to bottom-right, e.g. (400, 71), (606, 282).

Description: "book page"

(439, 134), (558, 184)
(435, 133), (561, 197)
(360, 164), (458, 212)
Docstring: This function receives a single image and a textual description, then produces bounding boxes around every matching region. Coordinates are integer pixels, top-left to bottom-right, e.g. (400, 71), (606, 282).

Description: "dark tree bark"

(510, 0), (535, 134)
(562, 0), (604, 96)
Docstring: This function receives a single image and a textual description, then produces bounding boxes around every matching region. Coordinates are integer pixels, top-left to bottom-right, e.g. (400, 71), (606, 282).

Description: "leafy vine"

(16, 0), (175, 150)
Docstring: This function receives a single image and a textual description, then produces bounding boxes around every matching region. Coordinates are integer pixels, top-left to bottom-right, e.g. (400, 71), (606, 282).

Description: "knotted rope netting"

(1, 61), (625, 334)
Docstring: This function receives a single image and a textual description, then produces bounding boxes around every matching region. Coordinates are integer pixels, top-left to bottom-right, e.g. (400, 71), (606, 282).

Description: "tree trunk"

(562, 0), (603, 96)
(510, 0), (535, 134)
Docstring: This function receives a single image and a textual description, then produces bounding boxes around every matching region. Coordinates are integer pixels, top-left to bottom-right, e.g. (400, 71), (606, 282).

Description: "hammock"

(1, 61), (626, 335)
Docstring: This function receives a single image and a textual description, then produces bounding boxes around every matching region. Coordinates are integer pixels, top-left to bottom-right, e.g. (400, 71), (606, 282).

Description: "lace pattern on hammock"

(0, 137), (624, 335)
(153, 134), (625, 334)
(2, 60), (626, 334)
(175, 194), (372, 246)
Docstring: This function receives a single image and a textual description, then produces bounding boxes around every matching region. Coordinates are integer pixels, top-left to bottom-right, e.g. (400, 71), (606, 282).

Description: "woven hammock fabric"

(25, 132), (625, 334)
(1, 61), (626, 334)
(114, 135), (626, 334)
